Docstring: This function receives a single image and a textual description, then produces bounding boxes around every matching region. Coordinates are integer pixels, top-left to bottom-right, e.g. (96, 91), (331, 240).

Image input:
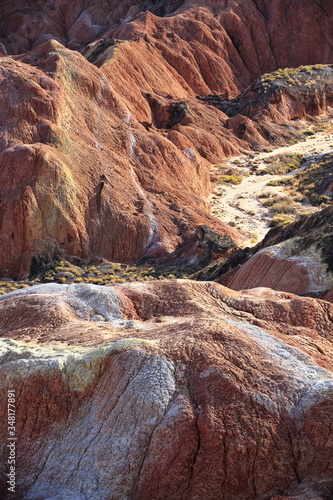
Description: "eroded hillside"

(1, 3), (333, 500)
(1, 281), (333, 499)
(0, 0), (333, 276)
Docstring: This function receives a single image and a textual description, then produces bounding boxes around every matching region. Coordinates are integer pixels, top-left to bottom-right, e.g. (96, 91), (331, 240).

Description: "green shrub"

(303, 130), (315, 136)
(266, 178), (290, 186)
(219, 175), (243, 185)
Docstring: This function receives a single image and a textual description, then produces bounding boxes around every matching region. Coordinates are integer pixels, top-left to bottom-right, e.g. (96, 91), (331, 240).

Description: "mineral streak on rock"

(1, 281), (333, 499)
(1, 1), (333, 275)
(1, 2), (333, 500)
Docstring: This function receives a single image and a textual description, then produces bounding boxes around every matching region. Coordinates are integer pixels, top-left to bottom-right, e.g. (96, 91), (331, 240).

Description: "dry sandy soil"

(209, 131), (333, 245)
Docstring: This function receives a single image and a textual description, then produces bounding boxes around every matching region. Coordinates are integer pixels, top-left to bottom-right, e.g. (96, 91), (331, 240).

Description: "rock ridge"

(1, 281), (333, 499)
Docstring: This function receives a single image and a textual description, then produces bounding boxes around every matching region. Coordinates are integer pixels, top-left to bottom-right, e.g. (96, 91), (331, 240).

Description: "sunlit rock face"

(1, 2), (333, 499)
(1, 1), (333, 276)
(1, 280), (333, 499)
(0, 40), (237, 278)
(215, 207), (333, 296)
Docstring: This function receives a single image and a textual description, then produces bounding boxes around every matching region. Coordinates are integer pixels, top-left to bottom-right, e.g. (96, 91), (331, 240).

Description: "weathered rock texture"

(208, 207), (333, 295)
(1, 280), (333, 499)
(198, 65), (333, 144)
(0, 40), (244, 279)
(1, 0), (333, 277)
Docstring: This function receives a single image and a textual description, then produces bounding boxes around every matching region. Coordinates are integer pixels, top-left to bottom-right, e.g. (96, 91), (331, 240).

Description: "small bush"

(266, 178), (290, 186)
(259, 153), (304, 175)
(71, 268), (82, 277)
(219, 175), (243, 185)
(270, 201), (295, 214)
(269, 214), (295, 227)
(261, 195), (289, 207)
(266, 162), (297, 175)
(258, 191), (275, 199)
(303, 130), (315, 136)
(261, 195), (296, 213)
(256, 168), (268, 176)
(310, 194), (332, 206)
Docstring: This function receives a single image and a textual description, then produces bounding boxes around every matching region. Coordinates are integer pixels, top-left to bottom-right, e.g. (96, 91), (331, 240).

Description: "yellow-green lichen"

(0, 338), (156, 392)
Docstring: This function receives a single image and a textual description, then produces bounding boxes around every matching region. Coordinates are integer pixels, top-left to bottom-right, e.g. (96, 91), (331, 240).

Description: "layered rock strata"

(1, 280), (333, 499)
(202, 207), (333, 295)
(1, 1), (333, 276)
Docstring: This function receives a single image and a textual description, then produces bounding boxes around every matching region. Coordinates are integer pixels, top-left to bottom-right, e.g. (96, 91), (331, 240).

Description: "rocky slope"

(1, 3), (333, 500)
(198, 206), (333, 296)
(1, 280), (333, 499)
(0, 39), (243, 279)
(1, 1), (333, 277)
(199, 64), (333, 146)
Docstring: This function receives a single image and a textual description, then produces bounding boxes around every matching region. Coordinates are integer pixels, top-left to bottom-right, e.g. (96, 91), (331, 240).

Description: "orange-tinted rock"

(1, 2), (333, 277)
(1, 280), (333, 498)
(0, 40), (243, 278)
(219, 248), (324, 294)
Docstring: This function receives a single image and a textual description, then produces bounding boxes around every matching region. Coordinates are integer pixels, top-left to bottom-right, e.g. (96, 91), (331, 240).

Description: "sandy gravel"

(209, 132), (333, 245)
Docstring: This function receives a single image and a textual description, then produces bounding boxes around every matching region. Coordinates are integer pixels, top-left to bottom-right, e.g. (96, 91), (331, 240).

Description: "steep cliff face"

(1, 0), (333, 276)
(1, 280), (333, 499)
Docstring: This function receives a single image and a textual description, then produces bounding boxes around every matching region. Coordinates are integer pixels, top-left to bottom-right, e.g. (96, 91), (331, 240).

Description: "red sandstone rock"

(313, 289), (333, 304)
(0, 280), (333, 498)
(216, 207), (333, 295)
(219, 248), (324, 294)
(1, 1), (333, 277)
(0, 39), (242, 278)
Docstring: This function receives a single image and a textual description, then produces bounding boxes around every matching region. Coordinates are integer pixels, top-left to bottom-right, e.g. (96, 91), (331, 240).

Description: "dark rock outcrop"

(140, 0), (185, 16)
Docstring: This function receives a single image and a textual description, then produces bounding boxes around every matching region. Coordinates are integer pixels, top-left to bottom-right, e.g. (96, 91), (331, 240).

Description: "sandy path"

(209, 132), (333, 245)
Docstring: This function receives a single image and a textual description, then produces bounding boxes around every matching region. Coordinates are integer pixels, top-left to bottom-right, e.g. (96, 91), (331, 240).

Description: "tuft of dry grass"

(257, 153), (304, 175)
(269, 214), (296, 227)
(219, 175), (243, 185)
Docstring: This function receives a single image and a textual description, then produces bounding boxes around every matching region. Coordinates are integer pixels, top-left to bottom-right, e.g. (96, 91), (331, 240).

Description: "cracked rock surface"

(1, 280), (333, 499)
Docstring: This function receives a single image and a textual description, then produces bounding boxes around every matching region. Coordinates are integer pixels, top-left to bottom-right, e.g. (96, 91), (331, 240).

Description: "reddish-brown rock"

(1, 280), (333, 499)
(216, 207), (333, 295)
(219, 248), (325, 294)
(0, 40), (243, 278)
(1, 1), (333, 277)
